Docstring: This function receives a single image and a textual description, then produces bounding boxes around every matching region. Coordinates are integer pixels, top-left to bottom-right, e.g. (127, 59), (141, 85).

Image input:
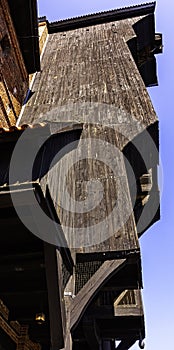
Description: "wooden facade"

(0, 2), (162, 350)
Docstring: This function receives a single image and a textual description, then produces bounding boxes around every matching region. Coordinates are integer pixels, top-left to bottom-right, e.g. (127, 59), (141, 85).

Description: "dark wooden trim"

(45, 186), (74, 272)
(8, 0), (40, 73)
(76, 250), (140, 263)
(48, 3), (156, 33)
(44, 242), (64, 349)
(0, 186), (38, 208)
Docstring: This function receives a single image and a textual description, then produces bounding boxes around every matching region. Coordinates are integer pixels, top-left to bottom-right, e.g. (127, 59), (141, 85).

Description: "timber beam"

(44, 243), (65, 350)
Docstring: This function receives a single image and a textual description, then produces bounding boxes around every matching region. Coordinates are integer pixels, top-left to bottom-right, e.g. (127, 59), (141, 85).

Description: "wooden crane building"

(0, 1), (162, 350)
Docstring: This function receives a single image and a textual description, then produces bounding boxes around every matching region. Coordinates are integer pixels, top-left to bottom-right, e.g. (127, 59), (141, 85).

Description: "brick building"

(0, 0), (28, 126)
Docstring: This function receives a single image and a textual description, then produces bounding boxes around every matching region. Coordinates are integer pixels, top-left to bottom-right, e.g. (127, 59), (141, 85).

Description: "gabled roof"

(48, 2), (156, 33)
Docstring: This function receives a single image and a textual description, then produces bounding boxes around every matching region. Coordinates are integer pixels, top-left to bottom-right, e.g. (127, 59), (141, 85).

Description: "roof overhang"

(47, 2), (162, 88)
(7, 0), (40, 74)
(48, 2), (156, 33)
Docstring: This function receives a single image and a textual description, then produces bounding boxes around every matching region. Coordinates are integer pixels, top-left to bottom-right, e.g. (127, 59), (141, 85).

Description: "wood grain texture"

(20, 17), (158, 252)
(114, 289), (144, 317)
(70, 258), (126, 329)
(46, 123), (139, 252)
(21, 16), (157, 134)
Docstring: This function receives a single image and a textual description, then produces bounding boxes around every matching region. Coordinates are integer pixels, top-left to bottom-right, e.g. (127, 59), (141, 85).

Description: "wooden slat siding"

(20, 16), (158, 250)
(21, 16), (157, 132)
(115, 305), (143, 317)
(46, 123), (139, 252)
(70, 259), (126, 330)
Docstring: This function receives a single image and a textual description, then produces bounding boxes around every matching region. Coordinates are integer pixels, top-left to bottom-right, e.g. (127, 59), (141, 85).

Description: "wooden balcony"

(72, 289), (145, 350)
(114, 290), (144, 317)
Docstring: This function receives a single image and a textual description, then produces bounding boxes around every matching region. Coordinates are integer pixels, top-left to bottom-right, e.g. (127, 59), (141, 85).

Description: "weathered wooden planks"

(21, 17), (157, 132)
(70, 258), (126, 329)
(19, 15), (160, 253)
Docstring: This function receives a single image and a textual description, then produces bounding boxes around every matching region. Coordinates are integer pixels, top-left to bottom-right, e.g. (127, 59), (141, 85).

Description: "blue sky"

(38, 1), (173, 349)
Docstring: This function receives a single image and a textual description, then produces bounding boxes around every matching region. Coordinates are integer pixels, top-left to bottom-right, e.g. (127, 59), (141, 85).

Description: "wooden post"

(44, 242), (64, 349)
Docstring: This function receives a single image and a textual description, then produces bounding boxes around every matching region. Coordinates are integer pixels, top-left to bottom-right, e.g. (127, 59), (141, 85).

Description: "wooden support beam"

(70, 259), (126, 330)
(63, 271), (76, 350)
(0, 187), (37, 208)
(44, 242), (64, 350)
(59, 306), (72, 350)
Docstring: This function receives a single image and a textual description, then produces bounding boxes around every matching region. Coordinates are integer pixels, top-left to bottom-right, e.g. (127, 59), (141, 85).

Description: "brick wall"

(0, 0), (29, 127)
